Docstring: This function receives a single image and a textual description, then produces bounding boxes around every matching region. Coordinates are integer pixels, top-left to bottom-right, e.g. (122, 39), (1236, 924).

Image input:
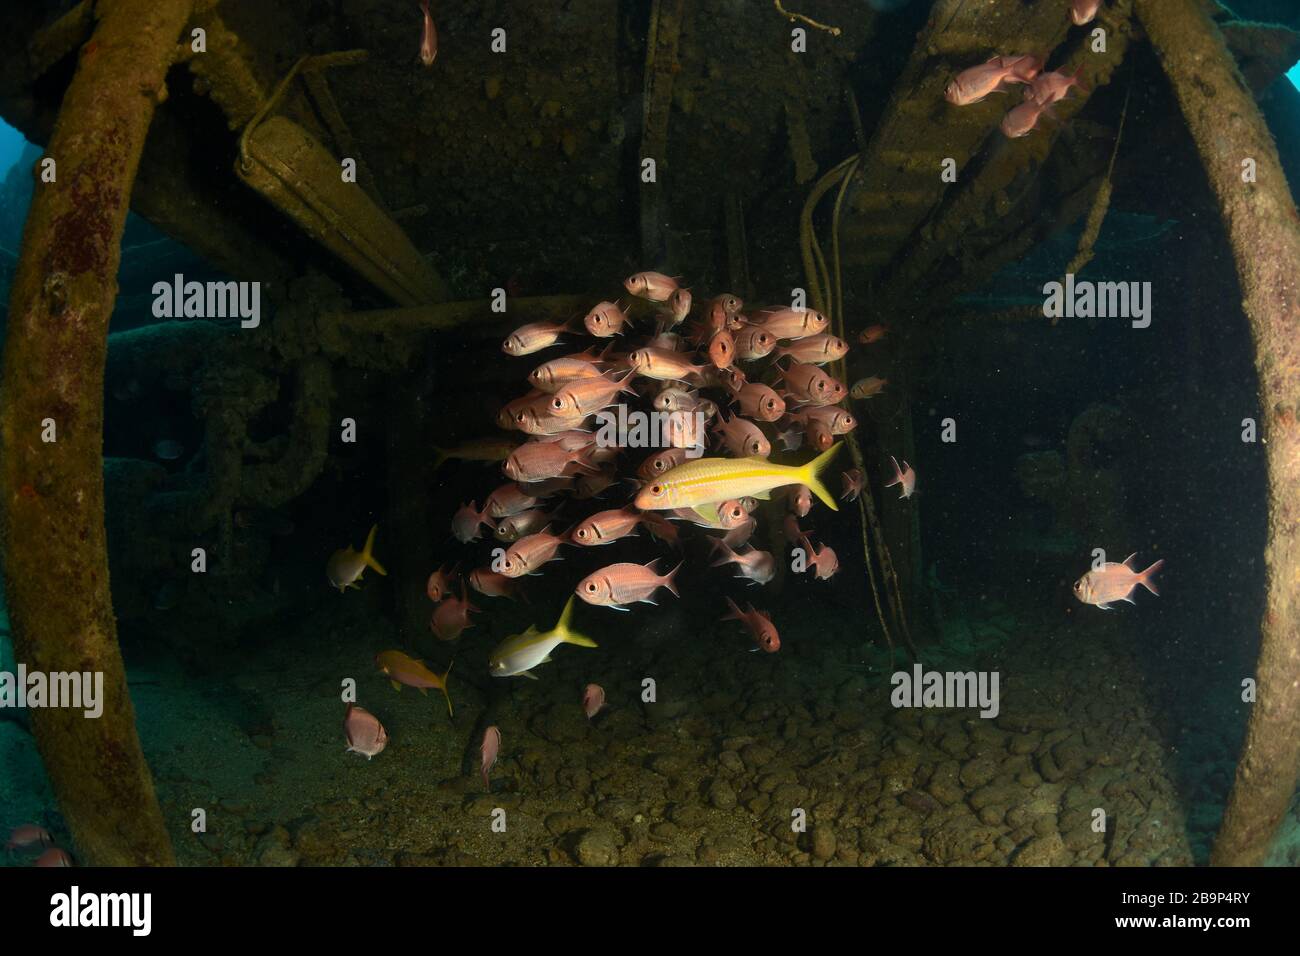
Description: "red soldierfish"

(469, 567), (525, 600)
(944, 56), (1022, 106)
(426, 563), (458, 602)
(624, 271), (679, 302)
(431, 583), (479, 641)
(799, 534), (839, 580)
(999, 54), (1045, 84)
(584, 301), (629, 337)
(775, 334), (850, 365)
(886, 455), (916, 498)
(841, 468), (864, 501)
(571, 507), (643, 545)
(710, 540), (776, 585)
(1073, 554), (1163, 609)
(576, 559), (681, 610)
(1025, 67), (1086, 106)
(787, 484), (812, 518)
(1070, 0), (1101, 26)
(583, 683), (606, 719)
(1001, 99), (1053, 138)
(754, 307), (828, 339)
(858, 324), (888, 344)
(504, 440), (597, 483)
(500, 526), (568, 577)
(485, 483), (541, 519)
(5, 825), (53, 851)
(35, 848), (73, 867)
(735, 325), (777, 361)
(735, 383), (786, 422)
(503, 320), (569, 357)
(452, 501), (495, 543)
(720, 597), (780, 652)
(344, 704), (388, 760)
(713, 413), (771, 458)
(419, 0), (437, 67)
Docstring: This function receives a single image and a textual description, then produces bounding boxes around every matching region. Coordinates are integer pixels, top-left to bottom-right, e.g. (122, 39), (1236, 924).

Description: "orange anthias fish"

(326, 525), (388, 592)
(418, 0), (438, 67)
(1073, 554), (1163, 610)
(375, 650), (454, 716)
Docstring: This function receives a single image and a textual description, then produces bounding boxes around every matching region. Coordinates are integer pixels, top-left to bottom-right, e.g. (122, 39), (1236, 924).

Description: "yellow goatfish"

(634, 443), (842, 512)
(376, 650), (454, 716)
(327, 524), (388, 591)
(488, 595), (597, 679)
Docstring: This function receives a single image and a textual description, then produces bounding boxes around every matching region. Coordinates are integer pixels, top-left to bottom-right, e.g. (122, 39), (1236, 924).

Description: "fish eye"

(652, 484), (663, 495)
(586, 582), (598, 592)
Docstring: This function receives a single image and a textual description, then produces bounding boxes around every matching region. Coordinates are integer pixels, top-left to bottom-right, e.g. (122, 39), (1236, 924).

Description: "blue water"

(0, 119), (26, 181)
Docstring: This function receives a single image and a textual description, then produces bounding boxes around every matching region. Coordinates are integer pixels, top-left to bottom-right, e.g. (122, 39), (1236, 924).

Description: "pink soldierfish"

(344, 704), (388, 760)
(469, 567), (525, 600)
(735, 383), (786, 422)
(548, 370), (637, 417)
(799, 534), (839, 580)
(35, 848), (73, 867)
(426, 563), (458, 602)
(5, 825), (53, 852)
(801, 405), (857, 436)
(999, 54), (1045, 84)
(735, 325), (777, 361)
(584, 301), (629, 337)
(529, 355), (607, 392)
(572, 507), (642, 545)
(859, 324), (888, 344)
(720, 597), (780, 653)
(841, 468), (864, 501)
(503, 320), (569, 357)
(576, 559), (681, 610)
(783, 514), (804, 545)
(480, 726), (501, 789)
(886, 455), (916, 498)
(721, 515), (758, 549)
(1025, 66), (1087, 106)
(707, 330), (736, 369)
(1070, 0), (1101, 26)
(778, 362), (837, 405)
(775, 334), (850, 365)
(624, 271), (679, 302)
(1073, 554), (1163, 609)
(504, 441), (597, 483)
(582, 683), (606, 719)
(500, 526), (568, 577)
(754, 307), (828, 339)
(494, 507), (555, 542)
(485, 484), (541, 519)
(710, 540), (776, 585)
(638, 447), (689, 480)
(788, 484), (812, 518)
(419, 0), (437, 67)
(1001, 99), (1053, 138)
(803, 418), (834, 451)
(713, 414), (771, 459)
(452, 501), (494, 543)
(850, 375), (888, 399)
(431, 583), (479, 641)
(944, 56), (1022, 106)
(627, 347), (709, 383)
(658, 288), (692, 334)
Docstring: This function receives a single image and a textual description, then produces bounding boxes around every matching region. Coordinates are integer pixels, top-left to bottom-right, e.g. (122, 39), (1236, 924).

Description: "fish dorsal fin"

(1121, 553), (1138, 569)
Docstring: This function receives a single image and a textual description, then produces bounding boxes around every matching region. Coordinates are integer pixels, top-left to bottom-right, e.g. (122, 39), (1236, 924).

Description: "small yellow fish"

(488, 595), (597, 679)
(633, 443), (842, 512)
(375, 650), (454, 716)
(432, 437), (518, 472)
(327, 525), (388, 592)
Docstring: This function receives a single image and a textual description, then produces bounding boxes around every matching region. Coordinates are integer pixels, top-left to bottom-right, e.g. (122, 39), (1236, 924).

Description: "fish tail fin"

(1138, 559), (1164, 596)
(560, 594), (599, 648)
(799, 443), (843, 512)
(661, 560), (682, 597)
(432, 447), (449, 472)
(440, 660), (454, 717)
(361, 524), (388, 576)
(885, 455), (902, 488)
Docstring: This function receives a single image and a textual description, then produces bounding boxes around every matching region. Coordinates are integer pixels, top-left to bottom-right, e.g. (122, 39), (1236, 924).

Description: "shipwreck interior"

(1, 0), (1299, 868)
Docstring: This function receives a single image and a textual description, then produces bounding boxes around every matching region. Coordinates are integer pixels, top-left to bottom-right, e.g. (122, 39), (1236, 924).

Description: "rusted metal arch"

(0, 0), (195, 866)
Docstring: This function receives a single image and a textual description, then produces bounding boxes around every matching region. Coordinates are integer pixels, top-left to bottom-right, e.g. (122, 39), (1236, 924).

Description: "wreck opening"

(0, 0), (1297, 875)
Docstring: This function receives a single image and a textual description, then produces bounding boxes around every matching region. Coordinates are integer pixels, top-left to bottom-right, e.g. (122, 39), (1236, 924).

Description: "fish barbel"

(634, 443), (842, 512)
